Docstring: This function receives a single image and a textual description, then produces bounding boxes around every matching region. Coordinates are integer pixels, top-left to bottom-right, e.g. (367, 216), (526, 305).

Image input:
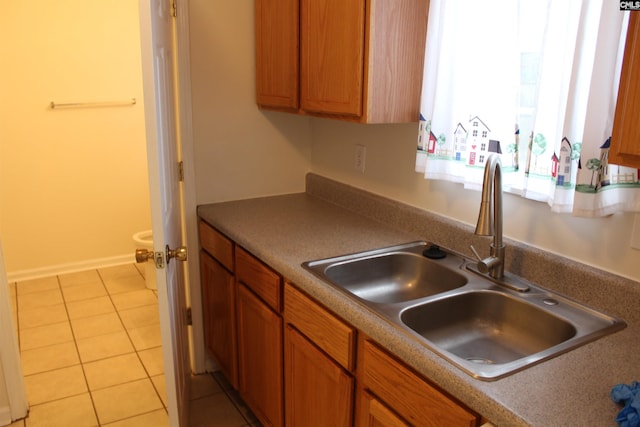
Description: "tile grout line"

(56, 272), (104, 426)
(211, 372), (260, 426)
(14, 267), (172, 426)
(96, 267), (169, 414)
(13, 266), (254, 426)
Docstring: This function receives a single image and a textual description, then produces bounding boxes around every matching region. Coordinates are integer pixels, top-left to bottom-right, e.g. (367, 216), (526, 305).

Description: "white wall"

(310, 119), (640, 282)
(0, 1), (151, 276)
(189, 0), (312, 204)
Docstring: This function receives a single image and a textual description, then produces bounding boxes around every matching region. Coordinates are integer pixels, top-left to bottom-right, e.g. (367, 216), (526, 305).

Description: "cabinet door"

(237, 283), (283, 427)
(360, 339), (479, 427)
(611, 12), (640, 168)
(255, 0), (299, 110)
(357, 390), (410, 427)
(300, 0), (365, 116)
(200, 251), (237, 388)
(284, 325), (354, 427)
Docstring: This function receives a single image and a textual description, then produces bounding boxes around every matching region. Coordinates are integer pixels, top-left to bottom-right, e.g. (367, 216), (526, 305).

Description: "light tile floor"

(7, 264), (259, 427)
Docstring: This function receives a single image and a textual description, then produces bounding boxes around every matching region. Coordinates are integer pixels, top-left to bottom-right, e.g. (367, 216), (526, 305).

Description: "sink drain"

(466, 357), (495, 364)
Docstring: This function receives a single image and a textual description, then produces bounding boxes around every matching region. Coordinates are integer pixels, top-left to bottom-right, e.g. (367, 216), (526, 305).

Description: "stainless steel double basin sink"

(302, 241), (625, 381)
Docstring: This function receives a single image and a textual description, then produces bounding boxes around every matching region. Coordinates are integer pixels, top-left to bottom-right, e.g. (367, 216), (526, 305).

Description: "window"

(416, 1), (637, 217)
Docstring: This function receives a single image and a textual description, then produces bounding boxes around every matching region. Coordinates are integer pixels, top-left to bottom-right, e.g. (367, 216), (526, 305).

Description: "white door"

(139, 1), (190, 426)
(0, 242), (28, 424)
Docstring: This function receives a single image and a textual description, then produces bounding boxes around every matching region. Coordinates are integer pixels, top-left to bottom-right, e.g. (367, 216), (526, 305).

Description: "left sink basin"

(303, 242), (467, 304)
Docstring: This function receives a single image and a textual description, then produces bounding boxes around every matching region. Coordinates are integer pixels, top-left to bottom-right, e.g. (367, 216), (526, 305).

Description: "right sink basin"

(398, 286), (625, 380)
(303, 241), (626, 380)
(401, 290), (577, 366)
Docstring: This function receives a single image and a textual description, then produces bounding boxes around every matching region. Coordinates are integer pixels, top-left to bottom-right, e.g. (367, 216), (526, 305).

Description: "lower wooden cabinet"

(358, 390), (410, 427)
(284, 325), (354, 426)
(358, 338), (480, 427)
(198, 228), (484, 427)
(199, 251), (237, 388)
(236, 283), (283, 427)
(283, 283), (356, 371)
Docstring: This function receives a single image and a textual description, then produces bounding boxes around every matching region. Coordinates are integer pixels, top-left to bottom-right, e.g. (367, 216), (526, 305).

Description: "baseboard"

(6, 254), (134, 283)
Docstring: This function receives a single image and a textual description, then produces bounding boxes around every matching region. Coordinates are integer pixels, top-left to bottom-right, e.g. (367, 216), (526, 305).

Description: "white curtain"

(415, 0), (640, 217)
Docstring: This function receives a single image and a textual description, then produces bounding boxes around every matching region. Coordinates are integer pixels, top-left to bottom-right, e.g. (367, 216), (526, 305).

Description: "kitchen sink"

(323, 252), (467, 303)
(303, 241), (626, 380)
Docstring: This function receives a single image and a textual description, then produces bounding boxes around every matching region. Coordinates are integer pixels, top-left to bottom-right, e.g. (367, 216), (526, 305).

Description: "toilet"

(133, 230), (157, 290)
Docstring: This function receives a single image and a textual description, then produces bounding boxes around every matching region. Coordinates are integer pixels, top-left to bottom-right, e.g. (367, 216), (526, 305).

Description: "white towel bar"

(49, 98), (136, 109)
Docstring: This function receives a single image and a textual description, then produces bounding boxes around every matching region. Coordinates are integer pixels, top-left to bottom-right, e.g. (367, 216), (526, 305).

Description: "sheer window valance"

(415, 0), (640, 217)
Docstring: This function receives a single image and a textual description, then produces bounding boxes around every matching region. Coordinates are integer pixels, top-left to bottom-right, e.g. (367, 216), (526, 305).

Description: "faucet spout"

(473, 155), (505, 279)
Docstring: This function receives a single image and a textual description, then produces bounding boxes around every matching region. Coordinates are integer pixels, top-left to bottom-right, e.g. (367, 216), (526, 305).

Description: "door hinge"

(178, 161), (184, 182)
(171, 0), (177, 17)
(186, 307), (192, 325)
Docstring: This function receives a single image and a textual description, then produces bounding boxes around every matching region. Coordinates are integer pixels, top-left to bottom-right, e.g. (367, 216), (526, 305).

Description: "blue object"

(611, 382), (640, 427)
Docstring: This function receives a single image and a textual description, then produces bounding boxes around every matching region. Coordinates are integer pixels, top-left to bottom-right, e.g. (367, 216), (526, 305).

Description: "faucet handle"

(469, 245), (483, 262)
(469, 245), (500, 275)
(470, 245), (489, 274)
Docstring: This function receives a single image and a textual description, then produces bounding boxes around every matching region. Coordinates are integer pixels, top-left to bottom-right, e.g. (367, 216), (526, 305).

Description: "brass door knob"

(166, 245), (187, 264)
(135, 249), (155, 263)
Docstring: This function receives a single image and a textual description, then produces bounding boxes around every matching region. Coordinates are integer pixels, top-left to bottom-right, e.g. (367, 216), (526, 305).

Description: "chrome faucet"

(470, 155), (505, 280)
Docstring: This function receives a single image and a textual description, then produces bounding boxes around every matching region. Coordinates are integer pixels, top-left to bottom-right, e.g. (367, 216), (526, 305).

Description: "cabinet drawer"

(358, 390), (410, 427)
(360, 339), (479, 427)
(198, 220), (234, 271)
(236, 247), (282, 312)
(284, 283), (356, 371)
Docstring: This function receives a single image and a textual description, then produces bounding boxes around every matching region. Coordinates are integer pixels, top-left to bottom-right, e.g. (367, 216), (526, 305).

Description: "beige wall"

(5, 1), (632, 284)
(187, 1), (639, 283)
(310, 119), (640, 282)
(0, 1), (151, 275)
(189, 0), (312, 204)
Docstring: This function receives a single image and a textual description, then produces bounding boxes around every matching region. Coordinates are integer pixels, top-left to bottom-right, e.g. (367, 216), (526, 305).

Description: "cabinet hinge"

(186, 307), (192, 325)
(178, 161), (184, 182)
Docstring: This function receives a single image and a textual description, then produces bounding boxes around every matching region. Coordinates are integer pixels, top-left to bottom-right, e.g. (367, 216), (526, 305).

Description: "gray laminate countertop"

(197, 173), (640, 427)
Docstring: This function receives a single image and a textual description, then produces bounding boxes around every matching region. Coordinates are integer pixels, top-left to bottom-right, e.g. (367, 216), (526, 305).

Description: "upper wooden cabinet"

(300, 0), (366, 117)
(611, 12), (640, 168)
(255, 0), (429, 123)
(255, 0), (299, 110)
